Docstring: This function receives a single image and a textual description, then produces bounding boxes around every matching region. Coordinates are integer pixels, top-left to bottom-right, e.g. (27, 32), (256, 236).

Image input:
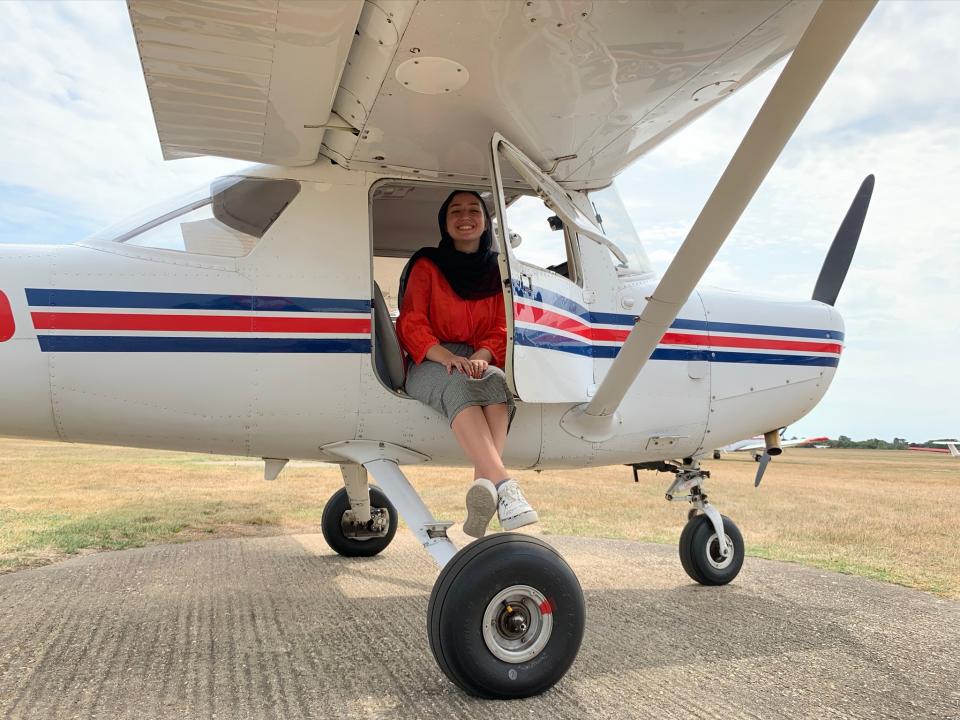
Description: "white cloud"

(615, 1), (960, 440)
(0, 1), (245, 235)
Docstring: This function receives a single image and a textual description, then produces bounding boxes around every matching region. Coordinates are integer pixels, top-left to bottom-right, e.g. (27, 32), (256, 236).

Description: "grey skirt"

(405, 343), (516, 426)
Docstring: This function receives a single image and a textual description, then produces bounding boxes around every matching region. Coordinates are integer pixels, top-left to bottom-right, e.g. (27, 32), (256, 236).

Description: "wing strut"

(561, 0), (876, 442)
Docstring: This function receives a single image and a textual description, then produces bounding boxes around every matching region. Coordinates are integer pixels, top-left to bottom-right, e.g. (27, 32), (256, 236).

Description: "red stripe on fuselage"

(515, 302), (841, 354)
(514, 303), (628, 342)
(30, 312), (371, 334)
(660, 332), (842, 354)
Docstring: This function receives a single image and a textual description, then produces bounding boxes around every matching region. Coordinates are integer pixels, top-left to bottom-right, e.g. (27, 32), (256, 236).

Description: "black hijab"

(404, 190), (503, 301)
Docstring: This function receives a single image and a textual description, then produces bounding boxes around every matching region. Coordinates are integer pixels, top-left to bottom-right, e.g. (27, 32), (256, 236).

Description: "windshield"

(588, 183), (652, 274)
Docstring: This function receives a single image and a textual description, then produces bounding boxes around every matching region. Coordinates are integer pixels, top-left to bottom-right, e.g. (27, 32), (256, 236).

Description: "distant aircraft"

(909, 442), (960, 458)
(713, 434), (830, 461)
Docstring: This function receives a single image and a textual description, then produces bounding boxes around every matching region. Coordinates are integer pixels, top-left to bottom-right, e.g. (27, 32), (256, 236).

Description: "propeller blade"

(755, 452), (772, 487)
(812, 174), (875, 306)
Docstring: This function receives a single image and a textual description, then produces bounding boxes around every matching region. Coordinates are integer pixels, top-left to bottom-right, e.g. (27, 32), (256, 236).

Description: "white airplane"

(0, 0), (878, 699)
(714, 433), (831, 460)
(909, 442), (960, 457)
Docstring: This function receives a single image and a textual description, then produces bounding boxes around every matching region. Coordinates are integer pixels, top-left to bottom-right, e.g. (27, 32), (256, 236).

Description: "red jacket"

(397, 258), (507, 367)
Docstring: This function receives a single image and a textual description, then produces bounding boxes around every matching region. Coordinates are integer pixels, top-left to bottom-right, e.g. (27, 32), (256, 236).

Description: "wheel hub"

(340, 507), (389, 540)
(706, 532), (735, 570)
(498, 605), (529, 637)
(482, 585), (553, 664)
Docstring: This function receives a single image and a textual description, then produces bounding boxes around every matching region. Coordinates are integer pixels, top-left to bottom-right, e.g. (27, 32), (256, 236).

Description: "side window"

(97, 177), (300, 258)
(504, 194), (580, 284)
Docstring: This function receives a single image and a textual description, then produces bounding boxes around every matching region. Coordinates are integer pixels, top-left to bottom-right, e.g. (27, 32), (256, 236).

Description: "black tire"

(428, 534), (585, 699)
(678, 514), (744, 586)
(321, 486), (397, 557)
(678, 514), (707, 584)
(712, 450), (722, 460)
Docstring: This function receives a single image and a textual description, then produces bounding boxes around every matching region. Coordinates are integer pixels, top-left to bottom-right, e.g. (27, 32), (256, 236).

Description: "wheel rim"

(481, 585), (554, 664)
(705, 532), (735, 570)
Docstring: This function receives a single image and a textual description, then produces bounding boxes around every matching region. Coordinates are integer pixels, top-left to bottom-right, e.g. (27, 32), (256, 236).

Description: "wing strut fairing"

(560, 0), (877, 442)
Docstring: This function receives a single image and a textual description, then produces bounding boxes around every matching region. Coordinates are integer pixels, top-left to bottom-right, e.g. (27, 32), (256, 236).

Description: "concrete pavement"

(0, 532), (957, 719)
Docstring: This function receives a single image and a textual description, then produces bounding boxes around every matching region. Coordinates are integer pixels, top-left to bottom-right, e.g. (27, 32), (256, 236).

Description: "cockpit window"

(588, 183), (653, 275)
(86, 176), (300, 258)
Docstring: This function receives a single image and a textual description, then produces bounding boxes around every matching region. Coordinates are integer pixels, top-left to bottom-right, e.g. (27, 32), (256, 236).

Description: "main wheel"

(321, 486), (397, 557)
(428, 533), (585, 699)
(678, 514), (744, 585)
(712, 450), (722, 460)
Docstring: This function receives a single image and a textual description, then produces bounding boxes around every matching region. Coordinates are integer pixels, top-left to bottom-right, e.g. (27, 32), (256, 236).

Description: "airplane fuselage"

(0, 163), (844, 469)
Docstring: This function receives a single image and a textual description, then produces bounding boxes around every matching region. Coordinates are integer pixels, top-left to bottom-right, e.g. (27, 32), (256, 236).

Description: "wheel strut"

(664, 459), (729, 559)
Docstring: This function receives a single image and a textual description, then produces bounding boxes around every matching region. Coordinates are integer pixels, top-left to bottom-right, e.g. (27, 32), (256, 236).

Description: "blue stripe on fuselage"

(514, 329), (840, 366)
(36, 336), (371, 354)
(25, 289), (370, 314)
(512, 283), (843, 340)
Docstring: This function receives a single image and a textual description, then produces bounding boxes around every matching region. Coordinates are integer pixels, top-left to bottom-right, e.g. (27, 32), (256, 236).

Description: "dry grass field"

(0, 438), (956, 598)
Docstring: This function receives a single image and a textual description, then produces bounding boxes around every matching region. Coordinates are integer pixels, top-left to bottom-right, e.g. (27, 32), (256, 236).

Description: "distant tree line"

(821, 436), (958, 450)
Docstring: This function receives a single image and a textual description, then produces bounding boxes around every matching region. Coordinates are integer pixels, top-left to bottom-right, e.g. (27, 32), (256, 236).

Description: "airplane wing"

(780, 436), (829, 448)
(127, 1), (364, 165)
(722, 438), (765, 453)
(127, 0), (818, 187)
(722, 436), (827, 453)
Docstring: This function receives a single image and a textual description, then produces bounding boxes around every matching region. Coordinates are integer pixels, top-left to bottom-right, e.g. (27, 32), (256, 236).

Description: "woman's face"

(445, 193), (486, 250)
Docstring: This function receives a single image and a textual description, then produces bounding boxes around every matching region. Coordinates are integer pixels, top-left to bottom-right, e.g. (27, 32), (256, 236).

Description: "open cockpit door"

(489, 133), (631, 404)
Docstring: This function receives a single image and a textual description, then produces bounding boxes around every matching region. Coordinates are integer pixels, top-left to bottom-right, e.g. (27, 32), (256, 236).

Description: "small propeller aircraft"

(713, 432), (831, 460)
(0, 0), (878, 699)
(909, 441), (960, 457)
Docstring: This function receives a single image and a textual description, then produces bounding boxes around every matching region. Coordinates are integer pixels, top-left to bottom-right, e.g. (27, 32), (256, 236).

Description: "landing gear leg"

(665, 459), (744, 585)
(321, 440), (586, 697)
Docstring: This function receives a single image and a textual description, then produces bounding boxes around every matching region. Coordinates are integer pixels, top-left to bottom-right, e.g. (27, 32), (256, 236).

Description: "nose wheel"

(664, 459), (745, 586)
(427, 533), (585, 699)
(679, 514), (744, 585)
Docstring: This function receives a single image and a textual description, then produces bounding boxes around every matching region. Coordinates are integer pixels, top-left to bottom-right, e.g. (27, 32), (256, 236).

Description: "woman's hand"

(467, 358), (488, 378)
(441, 354), (474, 376)
(468, 349), (492, 378)
(425, 345), (490, 377)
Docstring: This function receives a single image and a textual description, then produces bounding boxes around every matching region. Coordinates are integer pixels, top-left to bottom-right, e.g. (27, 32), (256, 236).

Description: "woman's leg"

(482, 403), (509, 456)
(468, 404), (509, 480)
(451, 406), (509, 483)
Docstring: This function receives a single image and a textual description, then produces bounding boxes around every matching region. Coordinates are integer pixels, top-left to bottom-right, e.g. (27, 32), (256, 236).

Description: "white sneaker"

(464, 478), (498, 538)
(497, 479), (539, 531)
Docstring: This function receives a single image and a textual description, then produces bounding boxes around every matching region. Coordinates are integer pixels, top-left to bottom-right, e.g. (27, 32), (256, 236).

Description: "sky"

(0, 0), (957, 441)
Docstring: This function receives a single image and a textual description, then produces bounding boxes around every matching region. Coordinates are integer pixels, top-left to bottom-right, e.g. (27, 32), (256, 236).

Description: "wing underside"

(128, 0), (819, 188)
(127, 0), (364, 165)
